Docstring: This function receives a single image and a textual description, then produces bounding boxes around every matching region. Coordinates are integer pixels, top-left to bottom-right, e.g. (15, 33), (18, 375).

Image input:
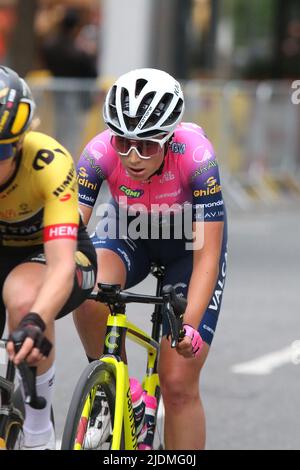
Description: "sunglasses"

(110, 133), (170, 160)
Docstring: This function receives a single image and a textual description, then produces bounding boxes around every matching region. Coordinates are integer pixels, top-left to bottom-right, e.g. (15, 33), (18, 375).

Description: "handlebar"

(1, 339), (46, 409)
(89, 283), (187, 348)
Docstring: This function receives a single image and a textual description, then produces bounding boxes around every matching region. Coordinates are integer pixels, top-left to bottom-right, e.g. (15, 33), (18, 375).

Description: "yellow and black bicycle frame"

(76, 311), (160, 450)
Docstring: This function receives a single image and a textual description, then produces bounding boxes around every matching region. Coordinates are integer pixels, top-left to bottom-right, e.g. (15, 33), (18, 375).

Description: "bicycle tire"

(61, 361), (123, 450)
(0, 409), (24, 450)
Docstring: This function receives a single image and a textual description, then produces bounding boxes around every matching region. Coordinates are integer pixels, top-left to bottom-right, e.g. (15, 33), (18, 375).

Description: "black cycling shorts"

(0, 235), (97, 337)
(90, 208), (228, 346)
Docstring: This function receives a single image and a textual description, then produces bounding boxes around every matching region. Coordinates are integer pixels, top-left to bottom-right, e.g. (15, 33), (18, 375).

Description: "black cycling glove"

(9, 312), (52, 357)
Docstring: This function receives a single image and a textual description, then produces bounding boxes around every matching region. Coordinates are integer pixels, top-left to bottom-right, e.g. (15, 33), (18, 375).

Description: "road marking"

(231, 344), (300, 375)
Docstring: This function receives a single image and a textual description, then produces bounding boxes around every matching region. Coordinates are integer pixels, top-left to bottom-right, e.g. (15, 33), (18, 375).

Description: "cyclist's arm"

(8, 237), (77, 364)
(30, 237), (76, 324)
(33, 145), (80, 324)
(184, 220), (223, 328)
(176, 221), (223, 358)
(177, 125), (225, 356)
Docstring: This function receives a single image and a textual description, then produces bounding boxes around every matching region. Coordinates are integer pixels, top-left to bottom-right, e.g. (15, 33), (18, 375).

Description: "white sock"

(18, 364), (55, 447)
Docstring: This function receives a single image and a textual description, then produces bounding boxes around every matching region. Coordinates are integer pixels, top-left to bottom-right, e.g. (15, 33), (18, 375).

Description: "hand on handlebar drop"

(176, 324), (204, 359)
(7, 313), (53, 365)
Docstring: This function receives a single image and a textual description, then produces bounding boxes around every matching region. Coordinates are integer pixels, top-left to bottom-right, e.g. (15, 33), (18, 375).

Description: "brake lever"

(17, 362), (46, 409)
(165, 302), (184, 348)
(13, 337), (46, 410)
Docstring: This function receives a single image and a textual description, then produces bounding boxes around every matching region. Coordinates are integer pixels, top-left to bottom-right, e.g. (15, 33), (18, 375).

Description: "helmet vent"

(135, 79), (148, 97)
(121, 87), (139, 131)
(161, 98), (184, 127)
(142, 92), (173, 129)
(108, 86), (120, 127)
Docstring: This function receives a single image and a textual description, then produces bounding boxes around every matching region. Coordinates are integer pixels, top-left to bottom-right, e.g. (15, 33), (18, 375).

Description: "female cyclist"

(74, 68), (227, 450)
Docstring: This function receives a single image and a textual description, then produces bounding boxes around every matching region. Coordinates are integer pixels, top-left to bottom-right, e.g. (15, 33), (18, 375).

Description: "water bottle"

(129, 377), (145, 436)
(138, 392), (157, 450)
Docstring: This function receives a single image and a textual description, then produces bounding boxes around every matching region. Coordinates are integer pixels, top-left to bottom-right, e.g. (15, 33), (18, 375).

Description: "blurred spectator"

(0, 4), (17, 63)
(40, 7), (97, 78)
(36, 6), (98, 157)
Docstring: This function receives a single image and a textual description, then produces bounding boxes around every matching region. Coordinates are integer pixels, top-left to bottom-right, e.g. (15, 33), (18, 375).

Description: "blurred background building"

(0, 0), (300, 210)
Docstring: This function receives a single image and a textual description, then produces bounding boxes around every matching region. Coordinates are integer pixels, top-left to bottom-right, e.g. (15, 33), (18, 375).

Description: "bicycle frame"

(76, 311), (160, 450)
(65, 266), (186, 451)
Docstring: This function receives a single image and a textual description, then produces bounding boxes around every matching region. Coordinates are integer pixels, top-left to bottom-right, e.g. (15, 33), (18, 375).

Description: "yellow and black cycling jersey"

(0, 131), (81, 247)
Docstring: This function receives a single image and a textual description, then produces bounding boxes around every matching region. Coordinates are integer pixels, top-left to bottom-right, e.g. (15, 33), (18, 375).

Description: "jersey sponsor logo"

(53, 167), (76, 197)
(206, 176), (217, 187)
(44, 223), (78, 241)
(193, 177), (221, 197)
(83, 152), (105, 178)
(203, 324), (215, 336)
(170, 142), (186, 154)
(117, 247), (131, 271)
(0, 221), (42, 236)
(59, 193), (71, 202)
(78, 166), (88, 178)
(192, 146), (213, 164)
(208, 252), (227, 312)
(191, 160), (218, 180)
(204, 210), (224, 219)
(53, 147), (68, 156)
(89, 138), (107, 160)
(159, 171), (175, 183)
(77, 166), (98, 190)
(29, 253), (46, 263)
(119, 185), (144, 198)
(33, 149), (56, 170)
(155, 188), (182, 200)
(79, 194), (95, 204)
(0, 208), (17, 219)
(203, 200), (223, 208)
(18, 203), (31, 217)
(77, 177), (97, 191)
(0, 183), (18, 199)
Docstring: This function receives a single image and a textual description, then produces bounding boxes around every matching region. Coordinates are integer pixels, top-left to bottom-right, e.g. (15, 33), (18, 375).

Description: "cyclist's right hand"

(176, 324), (203, 359)
(7, 313), (53, 365)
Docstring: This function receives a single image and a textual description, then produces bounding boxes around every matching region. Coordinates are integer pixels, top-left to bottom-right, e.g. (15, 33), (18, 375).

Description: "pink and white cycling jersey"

(77, 122), (224, 222)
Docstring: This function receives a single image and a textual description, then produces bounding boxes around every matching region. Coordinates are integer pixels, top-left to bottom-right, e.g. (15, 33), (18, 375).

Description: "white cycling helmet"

(103, 68), (184, 139)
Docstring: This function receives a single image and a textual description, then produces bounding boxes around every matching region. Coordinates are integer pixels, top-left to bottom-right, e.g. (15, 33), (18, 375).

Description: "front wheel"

(61, 361), (120, 450)
(0, 409), (24, 450)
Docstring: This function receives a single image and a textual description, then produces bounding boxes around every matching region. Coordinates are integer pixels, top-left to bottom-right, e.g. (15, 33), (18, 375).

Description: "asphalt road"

(52, 200), (300, 449)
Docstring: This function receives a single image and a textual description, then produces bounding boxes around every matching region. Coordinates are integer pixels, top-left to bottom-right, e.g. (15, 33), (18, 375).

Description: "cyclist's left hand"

(176, 324), (204, 359)
(7, 313), (52, 365)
